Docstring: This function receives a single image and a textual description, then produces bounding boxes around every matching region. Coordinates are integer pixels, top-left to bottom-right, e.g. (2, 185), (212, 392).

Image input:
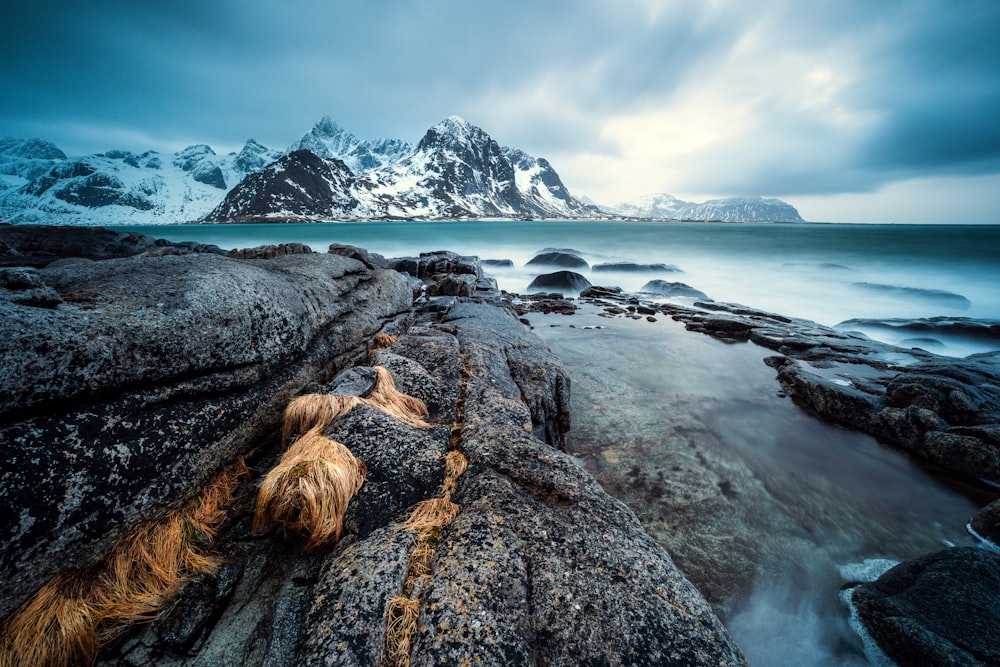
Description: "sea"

(122, 220), (1000, 665)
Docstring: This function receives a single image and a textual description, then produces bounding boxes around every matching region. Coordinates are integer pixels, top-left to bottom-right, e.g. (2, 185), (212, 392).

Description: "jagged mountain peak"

(289, 116), (412, 173)
(312, 115), (343, 137)
(415, 116), (503, 156)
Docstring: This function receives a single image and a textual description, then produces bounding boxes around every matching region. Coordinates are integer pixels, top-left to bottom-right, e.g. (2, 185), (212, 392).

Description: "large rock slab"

(0, 249), (413, 619)
(849, 547), (1000, 666)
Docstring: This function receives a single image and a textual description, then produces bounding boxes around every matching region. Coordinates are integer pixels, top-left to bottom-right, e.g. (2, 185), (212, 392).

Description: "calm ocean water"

(124, 220), (1000, 356)
(120, 220), (998, 663)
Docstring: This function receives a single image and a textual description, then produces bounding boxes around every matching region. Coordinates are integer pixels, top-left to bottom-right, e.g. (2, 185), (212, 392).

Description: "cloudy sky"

(3, 0), (999, 222)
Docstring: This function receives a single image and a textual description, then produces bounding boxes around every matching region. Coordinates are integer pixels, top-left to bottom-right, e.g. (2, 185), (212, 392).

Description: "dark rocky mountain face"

(205, 150), (366, 221)
(405, 117), (523, 216)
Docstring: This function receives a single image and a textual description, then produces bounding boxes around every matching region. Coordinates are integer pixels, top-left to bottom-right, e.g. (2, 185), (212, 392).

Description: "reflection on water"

(527, 306), (986, 665)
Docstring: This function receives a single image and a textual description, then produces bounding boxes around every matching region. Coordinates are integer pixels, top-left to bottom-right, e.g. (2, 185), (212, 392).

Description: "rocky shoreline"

(0, 227), (745, 666)
(515, 282), (1000, 665)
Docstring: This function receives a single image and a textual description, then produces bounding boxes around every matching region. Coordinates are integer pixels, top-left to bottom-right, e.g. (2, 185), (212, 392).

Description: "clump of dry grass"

(253, 428), (367, 550)
(281, 366), (427, 445)
(382, 596), (420, 667)
(372, 332), (397, 351)
(438, 451), (468, 498)
(281, 393), (361, 445)
(365, 367), (429, 429)
(0, 571), (102, 667)
(0, 461), (248, 667)
(401, 498), (460, 533)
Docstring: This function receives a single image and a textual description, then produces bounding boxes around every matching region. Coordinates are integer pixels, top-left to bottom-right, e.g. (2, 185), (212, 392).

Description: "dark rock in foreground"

(0, 229), (743, 666)
(849, 547), (1000, 666)
(0, 248), (413, 620)
(527, 270), (591, 293)
(525, 250), (589, 269)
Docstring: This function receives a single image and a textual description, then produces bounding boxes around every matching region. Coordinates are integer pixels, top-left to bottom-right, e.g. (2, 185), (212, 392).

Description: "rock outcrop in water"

(640, 299), (1000, 486)
(0, 227), (744, 666)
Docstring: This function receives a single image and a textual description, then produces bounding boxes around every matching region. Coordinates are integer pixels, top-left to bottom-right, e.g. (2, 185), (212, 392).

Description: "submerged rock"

(593, 261), (681, 272)
(525, 250), (589, 269)
(640, 279), (710, 300)
(850, 282), (972, 310)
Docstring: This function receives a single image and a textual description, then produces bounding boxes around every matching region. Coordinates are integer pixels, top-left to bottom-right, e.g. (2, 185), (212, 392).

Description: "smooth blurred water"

(125, 220), (1000, 356)
(525, 307), (991, 666)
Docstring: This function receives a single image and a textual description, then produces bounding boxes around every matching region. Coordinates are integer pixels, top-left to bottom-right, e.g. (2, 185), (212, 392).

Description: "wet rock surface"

(639, 298), (1000, 486)
(849, 547), (1000, 666)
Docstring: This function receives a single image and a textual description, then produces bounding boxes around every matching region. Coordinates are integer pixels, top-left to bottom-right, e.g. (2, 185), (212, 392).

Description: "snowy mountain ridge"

(206, 116), (596, 221)
(0, 140), (284, 225)
(286, 115), (412, 174)
(606, 192), (804, 222)
(1, 119), (803, 224)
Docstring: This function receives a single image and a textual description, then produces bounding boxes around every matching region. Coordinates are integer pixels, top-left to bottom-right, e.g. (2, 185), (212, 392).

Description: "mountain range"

(604, 192), (805, 223)
(0, 118), (804, 224)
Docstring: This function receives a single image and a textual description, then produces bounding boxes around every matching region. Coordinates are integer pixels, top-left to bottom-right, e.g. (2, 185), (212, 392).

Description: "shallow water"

(524, 307), (991, 665)
(124, 220), (1000, 357)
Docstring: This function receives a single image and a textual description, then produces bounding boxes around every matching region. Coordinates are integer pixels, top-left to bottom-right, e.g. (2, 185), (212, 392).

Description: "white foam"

(838, 558), (898, 583)
(839, 587), (897, 666)
(966, 522), (1000, 553)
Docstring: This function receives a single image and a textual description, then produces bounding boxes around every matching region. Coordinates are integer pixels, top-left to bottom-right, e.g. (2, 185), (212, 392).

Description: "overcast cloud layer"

(3, 0), (999, 222)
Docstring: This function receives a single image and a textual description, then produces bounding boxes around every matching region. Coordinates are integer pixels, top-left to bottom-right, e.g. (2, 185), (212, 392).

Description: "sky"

(2, 0), (999, 223)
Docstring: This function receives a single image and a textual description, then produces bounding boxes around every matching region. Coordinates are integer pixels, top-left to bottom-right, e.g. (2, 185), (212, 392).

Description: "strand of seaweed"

(381, 345), (472, 667)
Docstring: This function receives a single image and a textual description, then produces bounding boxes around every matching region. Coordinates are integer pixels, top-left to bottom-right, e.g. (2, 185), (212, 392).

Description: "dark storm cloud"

(1, 0), (999, 206)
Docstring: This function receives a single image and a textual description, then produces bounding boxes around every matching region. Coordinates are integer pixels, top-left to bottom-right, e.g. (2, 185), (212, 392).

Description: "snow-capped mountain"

(0, 139), (284, 225)
(606, 193), (804, 222)
(207, 116), (594, 221)
(287, 116), (412, 174)
(609, 193), (688, 220)
(0, 138), (68, 191)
